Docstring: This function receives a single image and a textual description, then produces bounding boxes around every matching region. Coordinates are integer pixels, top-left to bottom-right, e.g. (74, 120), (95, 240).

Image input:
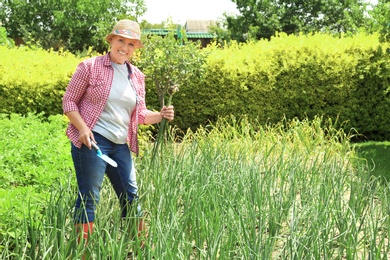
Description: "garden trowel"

(90, 139), (118, 167)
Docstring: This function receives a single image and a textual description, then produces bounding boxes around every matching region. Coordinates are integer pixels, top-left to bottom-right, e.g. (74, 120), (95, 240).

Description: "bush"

(184, 33), (390, 140)
(0, 27), (14, 47)
(0, 113), (75, 252)
(1, 33), (389, 140)
(0, 113), (73, 188)
(0, 46), (81, 115)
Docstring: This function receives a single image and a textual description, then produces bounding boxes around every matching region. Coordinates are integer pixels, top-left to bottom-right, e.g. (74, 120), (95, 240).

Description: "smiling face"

(109, 35), (137, 64)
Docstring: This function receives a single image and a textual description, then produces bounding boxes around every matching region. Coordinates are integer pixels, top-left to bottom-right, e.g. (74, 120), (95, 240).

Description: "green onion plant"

(1, 115), (389, 259)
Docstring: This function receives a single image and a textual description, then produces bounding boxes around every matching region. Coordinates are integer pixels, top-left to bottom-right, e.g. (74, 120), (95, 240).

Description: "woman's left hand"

(161, 105), (175, 121)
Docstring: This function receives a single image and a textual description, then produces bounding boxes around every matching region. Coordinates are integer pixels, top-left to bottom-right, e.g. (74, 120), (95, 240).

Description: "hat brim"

(106, 33), (144, 48)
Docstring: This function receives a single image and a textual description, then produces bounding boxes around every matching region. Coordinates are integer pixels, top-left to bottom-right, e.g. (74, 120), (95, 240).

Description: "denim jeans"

(71, 132), (139, 223)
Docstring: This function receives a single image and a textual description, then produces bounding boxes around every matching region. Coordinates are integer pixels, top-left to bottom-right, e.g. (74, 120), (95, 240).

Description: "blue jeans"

(71, 132), (139, 223)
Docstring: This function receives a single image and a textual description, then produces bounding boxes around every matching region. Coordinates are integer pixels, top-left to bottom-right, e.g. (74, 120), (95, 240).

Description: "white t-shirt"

(93, 62), (137, 144)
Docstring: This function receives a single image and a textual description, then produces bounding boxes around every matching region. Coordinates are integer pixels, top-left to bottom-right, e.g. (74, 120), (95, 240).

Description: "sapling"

(135, 33), (206, 164)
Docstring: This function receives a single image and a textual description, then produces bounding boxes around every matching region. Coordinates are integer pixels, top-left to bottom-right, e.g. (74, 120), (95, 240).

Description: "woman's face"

(109, 35), (137, 64)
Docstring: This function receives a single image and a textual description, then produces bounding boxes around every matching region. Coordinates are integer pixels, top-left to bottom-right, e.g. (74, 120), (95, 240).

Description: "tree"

(0, 0), (146, 53)
(134, 33), (207, 161)
(368, 0), (390, 42)
(0, 26), (14, 47)
(136, 33), (206, 108)
(140, 17), (179, 30)
(224, 0), (370, 42)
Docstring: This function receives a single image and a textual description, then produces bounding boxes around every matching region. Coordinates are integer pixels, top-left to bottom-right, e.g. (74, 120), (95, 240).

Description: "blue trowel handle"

(90, 139), (103, 157)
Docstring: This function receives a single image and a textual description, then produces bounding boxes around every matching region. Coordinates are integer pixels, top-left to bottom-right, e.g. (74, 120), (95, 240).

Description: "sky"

(139, 0), (239, 24)
(140, 0), (379, 25)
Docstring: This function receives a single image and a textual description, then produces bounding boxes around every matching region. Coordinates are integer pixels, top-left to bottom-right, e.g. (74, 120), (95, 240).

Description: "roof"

(142, 29), (172, 36)
(186, 33), (215, 39)
(142, 28), (216, 39)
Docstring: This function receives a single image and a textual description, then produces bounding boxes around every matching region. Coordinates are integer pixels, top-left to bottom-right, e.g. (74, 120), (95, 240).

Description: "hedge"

(1, 33), (389, 140)
(176, 33), (390, 140)
(0, 47), (81, 115)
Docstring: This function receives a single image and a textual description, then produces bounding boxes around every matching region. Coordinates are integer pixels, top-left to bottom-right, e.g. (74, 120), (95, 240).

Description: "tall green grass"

(1, 115), (389, 259)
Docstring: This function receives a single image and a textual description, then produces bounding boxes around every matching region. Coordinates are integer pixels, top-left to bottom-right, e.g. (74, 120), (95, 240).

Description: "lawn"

(354, 141), (390, 181)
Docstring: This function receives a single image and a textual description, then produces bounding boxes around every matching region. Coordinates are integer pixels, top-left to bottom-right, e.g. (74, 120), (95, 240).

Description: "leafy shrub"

(0, 46), (81, 115)
(0, 113), (75, 252)
(0, 113), (73, 189)
(1, 33), (390, 140)
(189, 33), (390, 140)
(0, 26), (14, 47)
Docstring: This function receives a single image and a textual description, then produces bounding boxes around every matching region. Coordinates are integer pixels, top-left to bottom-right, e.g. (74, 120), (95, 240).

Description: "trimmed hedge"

(1, 33), (389, 140)
(175, 33), (390, 140)
(0, 47), (80, 115)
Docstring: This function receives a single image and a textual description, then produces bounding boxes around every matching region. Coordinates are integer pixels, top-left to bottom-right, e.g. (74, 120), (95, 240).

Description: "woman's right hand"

(65, 111), (94, 149)
(79, 127), (94, 149)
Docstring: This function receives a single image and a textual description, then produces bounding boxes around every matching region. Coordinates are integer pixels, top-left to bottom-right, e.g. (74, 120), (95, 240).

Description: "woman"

(62, 19), (174, 247)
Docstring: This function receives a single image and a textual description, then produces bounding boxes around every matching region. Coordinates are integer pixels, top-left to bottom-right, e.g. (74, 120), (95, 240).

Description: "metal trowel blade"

(99, 154), (118, 167)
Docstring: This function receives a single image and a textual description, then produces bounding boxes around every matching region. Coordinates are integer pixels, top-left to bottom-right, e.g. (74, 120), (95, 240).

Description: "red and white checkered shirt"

(62, 53), (150, 155)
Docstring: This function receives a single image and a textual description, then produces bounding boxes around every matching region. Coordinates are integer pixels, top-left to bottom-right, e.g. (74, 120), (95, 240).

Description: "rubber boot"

(137, 217), (146, 249)
(75, 222), (93, 259)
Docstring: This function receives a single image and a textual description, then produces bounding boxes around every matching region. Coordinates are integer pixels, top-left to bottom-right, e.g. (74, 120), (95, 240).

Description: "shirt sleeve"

(131, 67), (151, 124)
(137, 89), (151, 125)
(62, 62), (89, 114)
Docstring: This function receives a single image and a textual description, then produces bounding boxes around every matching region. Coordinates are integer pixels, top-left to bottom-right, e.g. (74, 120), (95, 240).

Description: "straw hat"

(106, 20), (144, 48)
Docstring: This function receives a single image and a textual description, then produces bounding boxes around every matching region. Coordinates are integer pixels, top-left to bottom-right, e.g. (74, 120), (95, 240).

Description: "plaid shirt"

(62, 53), (150, 155)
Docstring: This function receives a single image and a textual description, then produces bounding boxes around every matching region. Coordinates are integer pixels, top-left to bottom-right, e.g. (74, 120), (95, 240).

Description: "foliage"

(0, 0), (146, 53)
(0, 46), (81, 115)
(0, 26), (14, 47)
(134, 34), (207, 157)
(0, 113), (147, 255)
(369, 0), (390, 42)
(136, 34), (207, 108)
(1, 33), (390, 141)
(224, 0), (370, 42)
(1, 116), (390, 258)
(0, 113), (75, 252)
(0, 113), (73, 189)
(190, 33), (390, 140)
(354, 141), (390, 181)
(141, 116), (389, 258)
(140, 17), (179, 30)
